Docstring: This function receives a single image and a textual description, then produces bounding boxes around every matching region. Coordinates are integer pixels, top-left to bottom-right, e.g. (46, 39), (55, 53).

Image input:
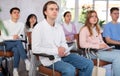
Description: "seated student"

(0, 7), (30, 76)
(103, 7), (120, 49)
(79, 10), (120, 76)
(32, 1), (93, 76)
(25, 14), (38, 76)
(25, 14), (38, 50)
(61, 11), (77, 43)
(25, 14), (38, 32)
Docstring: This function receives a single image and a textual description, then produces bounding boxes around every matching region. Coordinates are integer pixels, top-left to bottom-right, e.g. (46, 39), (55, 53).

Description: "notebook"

(98, 46), (115, 51)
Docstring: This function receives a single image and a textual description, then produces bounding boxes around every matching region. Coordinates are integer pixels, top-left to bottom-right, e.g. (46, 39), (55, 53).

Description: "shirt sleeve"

(18, 25), (25, 40)
(1, 21), (13, 40)
(1, 31), (13, 40)
(103, 24), (110, 38)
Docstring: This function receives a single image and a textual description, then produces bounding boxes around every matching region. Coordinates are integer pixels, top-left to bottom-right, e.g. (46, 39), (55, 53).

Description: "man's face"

(44, 4), (59, 20)
(111, 10), (119, 21)
(10, 10), (20, 20)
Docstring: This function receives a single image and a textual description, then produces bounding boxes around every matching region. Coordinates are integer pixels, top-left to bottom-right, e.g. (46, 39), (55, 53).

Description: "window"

(79, 0), (93, 23)
(61, 0), (93, 23)
(94, 0), (120, 23)
(108, 1), (120, 22)
(94, 1), (107, 23)
(61, 0), (75, 21)
(61, 0), (120, 23)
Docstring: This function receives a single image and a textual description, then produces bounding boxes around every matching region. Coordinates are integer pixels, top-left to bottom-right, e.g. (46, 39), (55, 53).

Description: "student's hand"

(66, 36), (71, 42)
(99, 43), (108, 49)
(13, 35), (19, 40)
(58, 46), (66, 57)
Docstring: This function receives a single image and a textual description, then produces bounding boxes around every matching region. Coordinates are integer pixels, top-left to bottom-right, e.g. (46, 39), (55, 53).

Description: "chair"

(27, 31), (79, 76)
(73, 34), (111, 67)
(0, 42), (13, 63)
(0, 31), (13, 73)
(0, 30), (13, 57)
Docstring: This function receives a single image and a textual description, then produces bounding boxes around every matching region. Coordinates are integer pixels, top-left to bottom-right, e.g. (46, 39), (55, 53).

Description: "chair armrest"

(33, 53), (54, 60)
(80, 48), (98, 52)
(70, 49), (83, 55)
(21, 40), (27, 43)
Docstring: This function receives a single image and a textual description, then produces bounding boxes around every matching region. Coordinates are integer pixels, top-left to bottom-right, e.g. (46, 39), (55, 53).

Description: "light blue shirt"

(103, 22), (120, 41)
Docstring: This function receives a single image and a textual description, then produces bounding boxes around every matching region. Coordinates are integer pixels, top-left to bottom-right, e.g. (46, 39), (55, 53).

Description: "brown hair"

(110, 7), (119, 14)
(10, 7), (20, 14)
(63, 11), (71, 17)
(43, 1), (59, 19)
(84, 10), (101, 36)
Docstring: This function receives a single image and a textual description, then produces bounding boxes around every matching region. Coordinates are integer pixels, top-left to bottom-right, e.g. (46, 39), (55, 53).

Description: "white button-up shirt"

(32, 19), (69, 66)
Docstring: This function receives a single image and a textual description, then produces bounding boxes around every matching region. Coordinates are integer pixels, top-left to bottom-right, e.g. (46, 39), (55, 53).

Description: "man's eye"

(50, 8), (54, 10)
(55, 8), (58, 11)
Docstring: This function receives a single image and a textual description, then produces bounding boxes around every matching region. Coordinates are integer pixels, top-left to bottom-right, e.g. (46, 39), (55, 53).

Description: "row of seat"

(0, 31), (111, 76)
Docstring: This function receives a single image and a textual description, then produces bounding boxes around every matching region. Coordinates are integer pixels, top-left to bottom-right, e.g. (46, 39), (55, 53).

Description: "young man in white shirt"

(0, 7), (30, 76)
(32, 1), (93, 76)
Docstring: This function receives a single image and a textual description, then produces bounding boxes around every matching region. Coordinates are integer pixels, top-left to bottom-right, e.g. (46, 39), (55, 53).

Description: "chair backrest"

(26, 32), (32, 50)
(74, 34), (80, 49)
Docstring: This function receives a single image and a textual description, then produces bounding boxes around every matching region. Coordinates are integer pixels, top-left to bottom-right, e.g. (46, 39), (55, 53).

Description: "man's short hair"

(10, 7), (20, 14)
(43, 1), (59, 19)
(110, 7), (119, 14)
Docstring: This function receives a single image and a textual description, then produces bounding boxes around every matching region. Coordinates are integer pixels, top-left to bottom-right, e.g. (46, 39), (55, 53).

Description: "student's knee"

(114, 53), (120, 63)
(12, 47), (19, 54)
(62, 65), (76, 76)
(88, 60), (94, 69)
(15, 40), (22, 44)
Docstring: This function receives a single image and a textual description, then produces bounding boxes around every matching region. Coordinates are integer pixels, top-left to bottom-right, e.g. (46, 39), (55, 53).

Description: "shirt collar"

(9, 19), (17, 24)
(44, 19), (58, 29)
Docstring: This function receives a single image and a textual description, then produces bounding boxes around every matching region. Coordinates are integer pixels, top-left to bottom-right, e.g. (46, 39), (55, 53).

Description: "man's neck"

(11, 18), (18, 23)
(46, 18), (55, 27)
(65, 21), (70, 25)
(112, 20), (118, 24)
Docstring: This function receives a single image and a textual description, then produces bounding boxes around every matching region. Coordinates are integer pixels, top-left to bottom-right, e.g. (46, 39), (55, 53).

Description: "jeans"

(48, 53), (93, 76)
(0, 40), (27, 68)
(96, 49), (120, 76)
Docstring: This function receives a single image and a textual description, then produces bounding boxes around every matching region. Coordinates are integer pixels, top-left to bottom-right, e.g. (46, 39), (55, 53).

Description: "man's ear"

(44, 11), (47, 16)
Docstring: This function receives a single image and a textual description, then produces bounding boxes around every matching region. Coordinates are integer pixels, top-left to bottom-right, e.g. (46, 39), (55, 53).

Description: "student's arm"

(18, 25), (26, 40)
(1, 31), (13, 40)
(103, 24), (120, 45)
(105, 37), (120, 45)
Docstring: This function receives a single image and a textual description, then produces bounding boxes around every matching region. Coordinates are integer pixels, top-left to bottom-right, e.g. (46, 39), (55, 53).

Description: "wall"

(0, 0), (61, 23)
(0, 0), (82, 33)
